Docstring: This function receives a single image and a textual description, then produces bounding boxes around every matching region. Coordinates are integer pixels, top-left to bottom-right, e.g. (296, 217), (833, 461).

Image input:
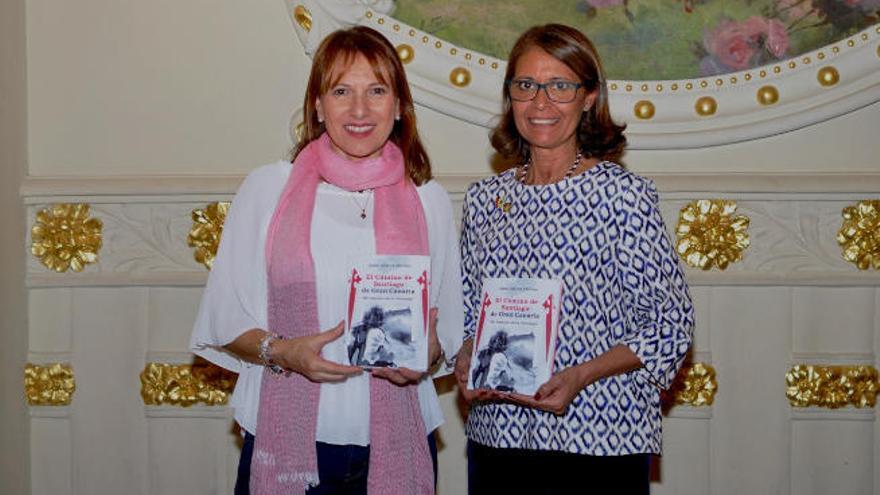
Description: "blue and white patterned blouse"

(461, 162), (694, 455)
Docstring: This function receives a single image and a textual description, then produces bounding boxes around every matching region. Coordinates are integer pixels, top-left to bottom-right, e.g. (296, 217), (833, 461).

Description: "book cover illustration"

(467, 277), (562, 396)
(345, 255), (430, 371)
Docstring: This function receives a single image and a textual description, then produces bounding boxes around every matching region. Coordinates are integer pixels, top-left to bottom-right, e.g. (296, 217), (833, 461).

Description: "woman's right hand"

(454, 338), (480, 403)
(272, 322), (362, 383)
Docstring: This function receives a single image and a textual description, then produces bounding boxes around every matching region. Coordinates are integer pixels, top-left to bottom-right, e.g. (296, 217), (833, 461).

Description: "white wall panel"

(710, 287), (793, 495)
(654, 417), (711, 495)
(30, 417), (71, 495)
(69, 288), (149, 495)
(28, 288), (72, 353)
(793, 288), (875, 354)
(791, 419), (874, 495)
(147, 417), (231, 495)
(147, 288), (204, 352)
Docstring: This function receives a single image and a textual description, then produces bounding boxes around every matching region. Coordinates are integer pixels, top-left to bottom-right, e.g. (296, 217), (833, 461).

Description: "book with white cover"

(467, 277), (563, 395)
(344, 255), (431, 371)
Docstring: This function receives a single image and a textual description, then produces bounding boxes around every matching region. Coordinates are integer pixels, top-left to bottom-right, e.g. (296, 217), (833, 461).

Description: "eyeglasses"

(507, 78), (586, 103)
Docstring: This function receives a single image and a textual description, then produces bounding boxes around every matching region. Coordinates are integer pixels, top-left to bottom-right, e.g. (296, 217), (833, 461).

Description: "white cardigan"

(189, 161), (464, 444)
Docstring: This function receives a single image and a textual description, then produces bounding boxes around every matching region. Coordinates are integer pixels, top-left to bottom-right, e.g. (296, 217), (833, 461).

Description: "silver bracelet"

(258, 332), (286, 375)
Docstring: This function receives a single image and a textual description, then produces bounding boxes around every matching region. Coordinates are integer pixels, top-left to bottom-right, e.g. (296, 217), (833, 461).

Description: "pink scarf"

(250, 133), (434, 495)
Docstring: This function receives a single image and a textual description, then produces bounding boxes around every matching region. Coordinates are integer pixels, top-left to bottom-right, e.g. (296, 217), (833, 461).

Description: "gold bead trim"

(140, 362), (237, 407)
(817, 66), (840, 87)
(676, 199), (750, 270)
(187, 202), (230, 270)
(25, 363), (75, 406)
(633, 100), (655, 120)
(837, 200), (880, 270)
(365, 11), (502, 71)
(449, 67), (471, 88)
(786, 365), (879, 408)
(757, 85), (780, 106)
(663, 362), (717, 407)
(292, 5), (312, 32)
(694, 96), (717, 117)
(31, 203), (103, 273)
(396, 44), (414, 64)
(363, 10), (875, 94)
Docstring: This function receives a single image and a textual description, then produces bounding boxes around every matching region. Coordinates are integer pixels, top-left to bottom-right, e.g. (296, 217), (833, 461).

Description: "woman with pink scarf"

(190, 26), (464, 495)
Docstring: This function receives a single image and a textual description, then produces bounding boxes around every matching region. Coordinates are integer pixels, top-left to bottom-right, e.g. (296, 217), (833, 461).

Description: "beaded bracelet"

(258, 332), (286, 375)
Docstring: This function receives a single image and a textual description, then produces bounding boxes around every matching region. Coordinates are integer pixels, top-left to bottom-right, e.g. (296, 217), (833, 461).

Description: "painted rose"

(702, 16), (789, 74)
(764, 18), (790, 57)
(703, 18), (762, 71)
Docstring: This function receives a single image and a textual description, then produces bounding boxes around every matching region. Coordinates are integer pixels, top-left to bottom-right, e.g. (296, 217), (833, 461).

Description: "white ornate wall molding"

(21, 173), (880, 287)
(285, 1), (880, 149)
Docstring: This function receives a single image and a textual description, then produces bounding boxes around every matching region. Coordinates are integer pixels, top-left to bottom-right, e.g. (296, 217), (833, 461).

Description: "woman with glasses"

(454, 24), (694, 494)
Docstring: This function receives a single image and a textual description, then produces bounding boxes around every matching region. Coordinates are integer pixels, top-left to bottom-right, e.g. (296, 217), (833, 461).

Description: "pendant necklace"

(350, 189), (373, 220)
(518, 152), (583, 184)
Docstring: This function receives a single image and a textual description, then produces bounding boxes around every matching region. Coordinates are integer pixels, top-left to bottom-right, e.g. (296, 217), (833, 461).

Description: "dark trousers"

(467, 440), (650, 495)
(236, 432), (438, 495)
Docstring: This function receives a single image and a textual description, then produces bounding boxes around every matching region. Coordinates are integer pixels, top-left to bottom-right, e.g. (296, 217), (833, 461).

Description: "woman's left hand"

(371, 307), (440, 386)
(505, 364), (590, 416)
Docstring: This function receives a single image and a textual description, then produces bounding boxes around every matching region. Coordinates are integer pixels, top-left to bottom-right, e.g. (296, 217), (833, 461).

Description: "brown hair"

(294, 26), (432, 185)
(490, 24), (626, 164)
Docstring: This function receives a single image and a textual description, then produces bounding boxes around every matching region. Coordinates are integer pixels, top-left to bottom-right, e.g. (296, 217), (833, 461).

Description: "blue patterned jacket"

(461, 162), (694, 455)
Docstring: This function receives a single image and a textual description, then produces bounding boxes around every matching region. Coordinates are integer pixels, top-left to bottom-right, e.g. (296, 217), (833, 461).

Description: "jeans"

(236, 432), (438, 495)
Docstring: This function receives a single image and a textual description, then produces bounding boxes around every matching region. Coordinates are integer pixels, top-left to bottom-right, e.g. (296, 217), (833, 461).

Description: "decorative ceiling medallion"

(676, 199), (750, 270)
(837, 200), (880, 270)
(786, 365), (879, 409)
(24, 363), (75, 406)
(286, 2), (880, 149)
(140, 362), (237, 407)
(187, 201), (230, 270)
(30, 203), (103, 273)
(663, 362), (717, 407)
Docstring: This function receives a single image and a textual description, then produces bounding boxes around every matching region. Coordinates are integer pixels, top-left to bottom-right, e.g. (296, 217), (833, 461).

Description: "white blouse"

(189, 161), (464, 445)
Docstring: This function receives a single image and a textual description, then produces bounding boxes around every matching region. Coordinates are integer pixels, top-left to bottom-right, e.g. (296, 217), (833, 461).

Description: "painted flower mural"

(392, 0), (879, 80)
(699, 16), (790, 75)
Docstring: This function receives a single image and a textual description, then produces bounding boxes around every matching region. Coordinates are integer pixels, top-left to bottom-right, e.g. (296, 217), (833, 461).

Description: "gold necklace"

(518, 152), (583, 185)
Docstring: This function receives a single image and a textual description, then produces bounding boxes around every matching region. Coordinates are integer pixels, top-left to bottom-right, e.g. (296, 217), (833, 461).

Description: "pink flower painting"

(700, 16), (790, 75)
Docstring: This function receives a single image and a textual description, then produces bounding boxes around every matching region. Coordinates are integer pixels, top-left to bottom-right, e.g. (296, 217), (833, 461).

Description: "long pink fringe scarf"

(250, 133), (434, 495)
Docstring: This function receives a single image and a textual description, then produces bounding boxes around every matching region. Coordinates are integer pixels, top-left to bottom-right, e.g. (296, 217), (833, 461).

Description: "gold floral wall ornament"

(837, 200), (880, 270)
(140, 362), (237, 407)
(786, 365), (879, 409)
(30, 203), (103, 273)
(187, 201), (231, 270)
(662, 362), (717, 407)
(292, 4), (312, 32)
(676, 199), (750, 270)
(24, 363), (75, 406)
